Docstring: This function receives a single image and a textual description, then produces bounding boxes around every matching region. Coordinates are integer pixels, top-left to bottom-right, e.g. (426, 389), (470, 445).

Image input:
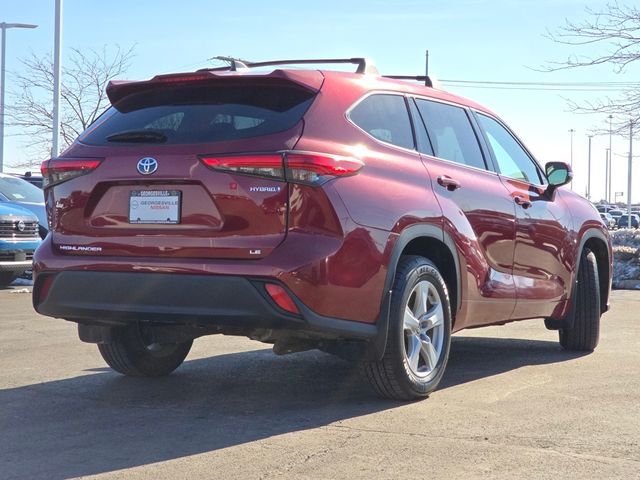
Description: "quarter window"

(476, 114), (543, 184)
(415, 99), (486, 170)
(349, 94), (414, 150)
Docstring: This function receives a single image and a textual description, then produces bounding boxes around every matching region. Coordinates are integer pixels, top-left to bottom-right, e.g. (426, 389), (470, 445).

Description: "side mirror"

(545, 161), (573, 198)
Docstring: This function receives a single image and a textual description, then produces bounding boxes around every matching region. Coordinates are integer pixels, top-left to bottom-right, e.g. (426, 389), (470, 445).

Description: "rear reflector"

(200, 151), (363, 185)
(41, 158), (103, 188)
(264, 284), (300, 315)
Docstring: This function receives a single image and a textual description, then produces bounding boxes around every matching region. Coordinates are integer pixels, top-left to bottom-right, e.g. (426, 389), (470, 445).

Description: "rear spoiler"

(106, 69), (324, 106)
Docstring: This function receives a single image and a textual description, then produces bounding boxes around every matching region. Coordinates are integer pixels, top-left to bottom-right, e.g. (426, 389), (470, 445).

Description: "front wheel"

(362, 256), (452, 400)
(98, 323), (193, 376)
(559, 249), (601, 351)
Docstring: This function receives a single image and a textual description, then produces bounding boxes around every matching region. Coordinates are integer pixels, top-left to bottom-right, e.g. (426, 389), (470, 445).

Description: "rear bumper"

(33, 270), (377, 341)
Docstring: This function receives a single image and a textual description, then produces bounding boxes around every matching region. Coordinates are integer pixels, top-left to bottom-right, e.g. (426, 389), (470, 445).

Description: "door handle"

(514, 195), (532, 209)
(436, 175), (461, 191)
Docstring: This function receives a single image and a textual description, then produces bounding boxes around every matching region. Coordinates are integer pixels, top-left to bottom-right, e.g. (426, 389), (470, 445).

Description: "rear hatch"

(43, 72), (322, 259)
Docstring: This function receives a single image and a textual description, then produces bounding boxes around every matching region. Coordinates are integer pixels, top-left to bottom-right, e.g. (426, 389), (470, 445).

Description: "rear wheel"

(559, 249), (600, 351)
(362, 256), (452, 400)
(0, 272), (17, 288)
(98, 323), (192, 376)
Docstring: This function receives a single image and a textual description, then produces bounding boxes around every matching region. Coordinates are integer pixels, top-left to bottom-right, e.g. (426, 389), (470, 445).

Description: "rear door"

(410, 98), (517, 328)
(47, 77), (318, 260)
(473, 112), (572, 319)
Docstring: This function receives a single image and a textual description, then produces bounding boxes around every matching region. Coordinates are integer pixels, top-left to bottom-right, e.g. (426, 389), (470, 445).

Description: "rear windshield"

(79, 84), (315, 145)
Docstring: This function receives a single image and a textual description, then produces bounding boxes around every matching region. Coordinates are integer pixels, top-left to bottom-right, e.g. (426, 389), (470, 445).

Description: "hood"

(0, 202), (39, 221)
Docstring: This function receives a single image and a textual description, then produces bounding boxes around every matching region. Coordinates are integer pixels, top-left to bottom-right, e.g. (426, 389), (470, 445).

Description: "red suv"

(33, 58), (612, 400)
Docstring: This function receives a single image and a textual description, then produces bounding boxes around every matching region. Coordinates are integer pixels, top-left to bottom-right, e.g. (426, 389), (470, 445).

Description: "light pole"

(569, 129), (575, 190)
(587, 135), (592, 200)
(605, 148), (610, 203)
(52, 0), (63, 158)
(608, 114), (613, 204)
(0, 22), (38, 173)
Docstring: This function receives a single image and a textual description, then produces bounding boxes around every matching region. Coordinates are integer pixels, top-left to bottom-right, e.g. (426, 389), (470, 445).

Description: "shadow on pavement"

(0, 336), (586, 479)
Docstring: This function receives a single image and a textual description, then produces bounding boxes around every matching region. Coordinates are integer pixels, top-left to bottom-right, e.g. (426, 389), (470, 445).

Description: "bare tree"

(545, 2), (640, 132)
(7, 45), (135, 168)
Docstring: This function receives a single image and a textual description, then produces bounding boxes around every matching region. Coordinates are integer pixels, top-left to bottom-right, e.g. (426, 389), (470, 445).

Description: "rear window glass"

(79, 84), (315, 145)
(349, 94), (414, 150)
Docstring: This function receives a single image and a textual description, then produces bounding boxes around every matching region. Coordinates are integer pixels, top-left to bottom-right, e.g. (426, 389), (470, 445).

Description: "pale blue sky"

(2, 0), (637, 201)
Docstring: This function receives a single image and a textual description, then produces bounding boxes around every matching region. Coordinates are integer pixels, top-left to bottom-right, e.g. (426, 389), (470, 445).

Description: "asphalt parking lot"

(1, 285), (639, 480)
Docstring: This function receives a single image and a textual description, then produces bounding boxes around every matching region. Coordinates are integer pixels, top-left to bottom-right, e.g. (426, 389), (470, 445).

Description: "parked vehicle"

(0, 203), (41, 287)
(599, 212), (616, 229)
(0, 173), (47, 238)
(608, 209), (625, 221)
(8, 171), (44, 189)
(33, 58), (612, 400)
(596, 204), (614, 214)
(617, 214), (640, 229)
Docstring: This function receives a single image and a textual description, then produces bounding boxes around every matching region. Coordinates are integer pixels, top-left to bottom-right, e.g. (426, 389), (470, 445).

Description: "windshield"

(0, 176), (45, 203)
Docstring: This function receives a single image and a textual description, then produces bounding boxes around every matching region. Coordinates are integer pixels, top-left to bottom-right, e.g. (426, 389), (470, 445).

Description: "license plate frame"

(128, 190), (181, 225)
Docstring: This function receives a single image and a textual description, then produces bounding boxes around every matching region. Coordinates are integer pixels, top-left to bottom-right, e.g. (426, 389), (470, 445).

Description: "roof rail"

(383, 75), (433, 88)
(198, 57), (379, 75)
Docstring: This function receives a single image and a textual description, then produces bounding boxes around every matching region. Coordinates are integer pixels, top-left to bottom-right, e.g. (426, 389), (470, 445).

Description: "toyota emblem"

(137, 157), (158, 175)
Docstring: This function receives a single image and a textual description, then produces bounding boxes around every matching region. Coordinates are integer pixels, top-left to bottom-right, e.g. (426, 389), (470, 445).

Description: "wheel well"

(401, 237), (458, 324)
(584, 237), (610, 314)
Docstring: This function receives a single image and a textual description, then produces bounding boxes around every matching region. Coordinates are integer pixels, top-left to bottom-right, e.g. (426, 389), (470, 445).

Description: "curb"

(613, 280), (640, 290)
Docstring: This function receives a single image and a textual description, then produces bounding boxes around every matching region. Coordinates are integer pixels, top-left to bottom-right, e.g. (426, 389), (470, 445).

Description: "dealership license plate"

(129, 190), (181, 224)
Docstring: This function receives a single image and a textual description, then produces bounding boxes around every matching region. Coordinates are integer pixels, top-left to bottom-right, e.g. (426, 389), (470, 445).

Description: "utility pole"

(0, 22), (38, 172)
(569, 129), (575, 190)
(608, 114), (613, 204)
(605, 148), (610, 203)
(51, 0), (63, 158)
(628, 120), (634, 228)
(587, 135), (592, 200)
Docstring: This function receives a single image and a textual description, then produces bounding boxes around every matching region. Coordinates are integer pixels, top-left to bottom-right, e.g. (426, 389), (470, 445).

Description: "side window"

(415, 99), (486, 170)
(349, 94), (414, 150)
(476, 114), (543, 184)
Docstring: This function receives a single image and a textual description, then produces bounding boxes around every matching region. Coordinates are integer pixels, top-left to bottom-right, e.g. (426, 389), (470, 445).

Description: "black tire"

(559, 249), (600, 351)
(98, 323), (193, 376)
(0, 272), (17, 288)
(362, 256), (452, 400)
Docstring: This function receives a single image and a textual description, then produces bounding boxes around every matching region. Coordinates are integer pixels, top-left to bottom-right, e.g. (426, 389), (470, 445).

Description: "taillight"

(200, 151), (363, 185)
(200, 154), (284, 180)
(286, 153), (363, 184)
(41, 158), (103, 187)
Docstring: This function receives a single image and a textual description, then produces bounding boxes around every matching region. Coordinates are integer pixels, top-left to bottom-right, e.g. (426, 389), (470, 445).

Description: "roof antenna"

(424, 50), (433, 87)
(208, 55), (250, 71)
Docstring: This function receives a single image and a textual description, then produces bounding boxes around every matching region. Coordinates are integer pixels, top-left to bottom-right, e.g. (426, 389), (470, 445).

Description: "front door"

(474, 112), (572, 319)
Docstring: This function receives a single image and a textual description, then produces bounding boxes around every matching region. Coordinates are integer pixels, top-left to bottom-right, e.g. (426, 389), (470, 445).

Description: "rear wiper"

(106, 129), (168, 143)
